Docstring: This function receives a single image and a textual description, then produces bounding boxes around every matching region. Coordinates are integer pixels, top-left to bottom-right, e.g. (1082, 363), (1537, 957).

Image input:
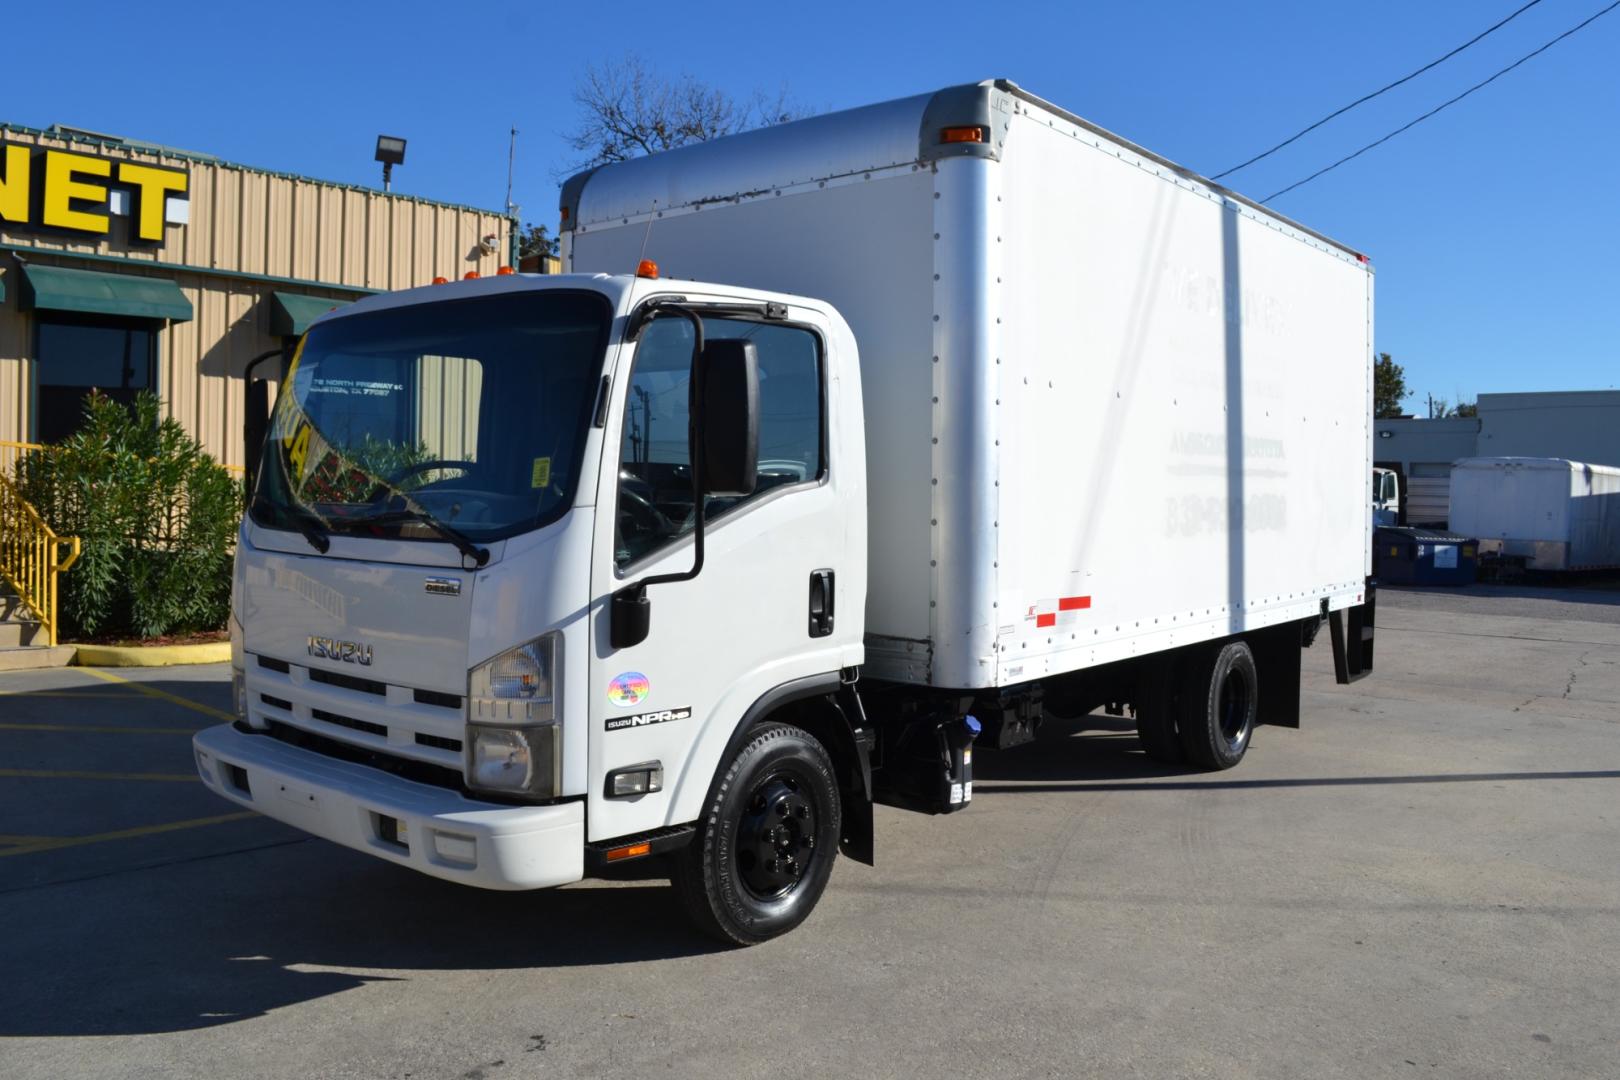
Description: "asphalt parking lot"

(2, 585), (1618, 1080)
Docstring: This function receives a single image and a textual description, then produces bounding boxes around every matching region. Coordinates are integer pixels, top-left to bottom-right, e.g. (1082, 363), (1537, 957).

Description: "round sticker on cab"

(608, 672), (651, 707)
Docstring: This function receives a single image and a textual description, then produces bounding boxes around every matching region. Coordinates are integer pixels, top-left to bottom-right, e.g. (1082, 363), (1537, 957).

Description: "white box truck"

(1451, 456), (1620, 571)
(194, 80), (1377, 944)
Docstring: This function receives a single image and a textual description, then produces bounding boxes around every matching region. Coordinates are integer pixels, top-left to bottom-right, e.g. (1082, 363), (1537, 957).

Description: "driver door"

(586, 306), (855, 842)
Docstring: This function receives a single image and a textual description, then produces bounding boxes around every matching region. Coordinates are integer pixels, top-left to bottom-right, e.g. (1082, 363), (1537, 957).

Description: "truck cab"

(1373, 467), (1402, 528)
(196, 270), (872, 942)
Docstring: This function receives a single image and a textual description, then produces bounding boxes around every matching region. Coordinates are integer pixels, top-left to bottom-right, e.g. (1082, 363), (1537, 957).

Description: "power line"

(1261, 0), (1620, 204)
(1212, 0), (1546, 180)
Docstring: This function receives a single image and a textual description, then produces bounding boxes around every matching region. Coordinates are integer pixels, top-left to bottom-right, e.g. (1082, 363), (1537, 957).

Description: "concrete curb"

(71, 642), (232, 667)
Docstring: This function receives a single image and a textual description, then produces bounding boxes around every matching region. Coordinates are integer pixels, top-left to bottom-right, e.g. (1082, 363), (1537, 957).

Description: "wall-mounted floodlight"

(375, 135), (407, 192)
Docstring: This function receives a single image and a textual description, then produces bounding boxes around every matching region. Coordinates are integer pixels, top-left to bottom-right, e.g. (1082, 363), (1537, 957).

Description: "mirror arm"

(613, 305), (709, 650)
(634, 303), (707, 590)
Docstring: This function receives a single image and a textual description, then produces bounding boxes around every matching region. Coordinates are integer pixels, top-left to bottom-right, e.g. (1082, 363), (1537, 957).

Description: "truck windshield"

(251, 290), (611, 546)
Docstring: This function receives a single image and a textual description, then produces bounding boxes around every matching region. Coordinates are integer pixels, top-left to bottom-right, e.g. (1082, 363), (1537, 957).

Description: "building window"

(33, 315), (157, 444)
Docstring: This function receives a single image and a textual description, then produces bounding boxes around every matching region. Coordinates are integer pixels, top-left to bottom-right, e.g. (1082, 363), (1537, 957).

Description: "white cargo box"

(564, 79), (1373, 689)
(1450, 457), (1620, 571)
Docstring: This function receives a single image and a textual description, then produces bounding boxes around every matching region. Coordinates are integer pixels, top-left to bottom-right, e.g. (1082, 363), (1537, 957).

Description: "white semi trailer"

(194, 80), (1377, 944)
(1451, 456), (1620, 572)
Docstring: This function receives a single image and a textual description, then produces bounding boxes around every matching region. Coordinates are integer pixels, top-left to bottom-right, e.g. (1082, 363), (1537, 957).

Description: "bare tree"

(563, 56), (804, 172)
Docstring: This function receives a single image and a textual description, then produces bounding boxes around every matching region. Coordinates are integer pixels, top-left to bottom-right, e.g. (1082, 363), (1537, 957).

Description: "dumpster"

(1375, 527), (1478, 586)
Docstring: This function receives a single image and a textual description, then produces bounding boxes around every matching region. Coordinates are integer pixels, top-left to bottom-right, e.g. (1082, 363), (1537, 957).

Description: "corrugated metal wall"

(0, 124), (513, 466)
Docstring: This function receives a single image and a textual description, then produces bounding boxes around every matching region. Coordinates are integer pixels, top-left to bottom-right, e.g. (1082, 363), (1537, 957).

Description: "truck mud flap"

(1328, 585), (1376, 684)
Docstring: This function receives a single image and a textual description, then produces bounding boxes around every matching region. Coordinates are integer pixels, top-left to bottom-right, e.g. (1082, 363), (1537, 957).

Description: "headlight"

(466, 634), (561, 797)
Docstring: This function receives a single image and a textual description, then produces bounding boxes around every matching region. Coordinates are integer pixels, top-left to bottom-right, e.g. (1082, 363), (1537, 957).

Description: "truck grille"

(245, 652), (466, 773)
(264, 721), (467, 793)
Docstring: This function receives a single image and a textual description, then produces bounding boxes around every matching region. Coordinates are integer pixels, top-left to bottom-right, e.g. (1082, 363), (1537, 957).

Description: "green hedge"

(16, 391), (239, 640)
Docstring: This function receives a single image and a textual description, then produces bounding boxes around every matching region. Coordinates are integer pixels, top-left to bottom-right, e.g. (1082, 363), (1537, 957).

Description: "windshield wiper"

(356, 501), (490, 567)
(267, 498), (330, 554)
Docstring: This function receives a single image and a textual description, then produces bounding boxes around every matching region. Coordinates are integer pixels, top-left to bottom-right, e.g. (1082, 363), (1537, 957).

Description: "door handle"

(808, 569), (834, 638)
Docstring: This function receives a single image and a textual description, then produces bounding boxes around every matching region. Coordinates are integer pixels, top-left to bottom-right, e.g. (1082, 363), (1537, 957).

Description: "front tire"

(672, 722), (841, 945)
(1176, 641), (1258, 770)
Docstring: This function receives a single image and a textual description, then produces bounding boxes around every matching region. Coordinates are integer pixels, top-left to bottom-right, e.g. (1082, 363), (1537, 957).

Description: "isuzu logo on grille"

(308, 636), (374, 666)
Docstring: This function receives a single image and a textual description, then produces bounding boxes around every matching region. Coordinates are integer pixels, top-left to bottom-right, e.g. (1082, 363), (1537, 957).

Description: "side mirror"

(244, 377), (271, 488)
(697, 338), (759, 497)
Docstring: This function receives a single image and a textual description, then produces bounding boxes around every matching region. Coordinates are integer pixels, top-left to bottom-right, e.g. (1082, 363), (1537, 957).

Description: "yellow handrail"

(0, 467), (81, 648)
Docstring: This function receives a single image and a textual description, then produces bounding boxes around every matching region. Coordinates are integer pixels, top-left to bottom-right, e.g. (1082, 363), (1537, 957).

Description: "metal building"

(1, 123), (514, 471)
(1375, 390), (1620, 526)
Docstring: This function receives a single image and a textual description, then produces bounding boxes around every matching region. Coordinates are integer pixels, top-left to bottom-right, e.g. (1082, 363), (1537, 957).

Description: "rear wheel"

(1134, 666), (1184, 764)
(672, 722), (841, 945)
(1177, 641), (1258, 770)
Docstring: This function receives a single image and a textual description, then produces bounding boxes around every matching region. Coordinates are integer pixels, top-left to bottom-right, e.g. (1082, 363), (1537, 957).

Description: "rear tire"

(671, 722), (841, 946)
(1176, 641), (1258, 770)
(1134, 668), (1184, 764)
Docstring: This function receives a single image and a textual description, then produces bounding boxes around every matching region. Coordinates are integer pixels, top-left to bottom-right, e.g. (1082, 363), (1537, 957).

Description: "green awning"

(271, 291), (354, 337)
(18, 262), (192, 322)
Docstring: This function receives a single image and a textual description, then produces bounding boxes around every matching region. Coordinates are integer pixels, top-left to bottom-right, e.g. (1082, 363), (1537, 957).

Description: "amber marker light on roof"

(432, 276), (449, 285)
(497, 266), (515, 275)
(940, 126), (985, 144)
(636, 259), (659, 279)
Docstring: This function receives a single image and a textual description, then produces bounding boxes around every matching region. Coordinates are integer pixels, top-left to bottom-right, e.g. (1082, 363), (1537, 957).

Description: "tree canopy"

(564, 56), (804, 172)
(1374, 353), (1409, 419)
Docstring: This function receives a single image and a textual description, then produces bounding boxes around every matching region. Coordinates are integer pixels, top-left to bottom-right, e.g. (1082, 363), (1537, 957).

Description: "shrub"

(16, 391), (240, 640)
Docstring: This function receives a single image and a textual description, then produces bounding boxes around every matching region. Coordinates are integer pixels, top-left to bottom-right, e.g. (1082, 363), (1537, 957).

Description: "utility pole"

(505, 126), (519, 220)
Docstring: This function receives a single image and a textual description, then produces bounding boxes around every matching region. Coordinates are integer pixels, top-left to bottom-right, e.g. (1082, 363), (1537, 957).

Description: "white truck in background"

(1451, 457), (1620, 572)
(1373, 467), (1402, 528)
(194, 80), (1377, 944)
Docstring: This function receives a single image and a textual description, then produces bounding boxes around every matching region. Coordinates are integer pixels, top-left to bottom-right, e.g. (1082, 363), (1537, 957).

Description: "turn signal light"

(941, 126), (985, 144)
(636, 259), (659, 279)
(605, 841), (652, 863)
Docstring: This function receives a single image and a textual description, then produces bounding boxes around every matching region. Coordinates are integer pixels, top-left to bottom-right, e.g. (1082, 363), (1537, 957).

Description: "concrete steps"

(0, 586), (70, 669)
(0, 645), (76, 671)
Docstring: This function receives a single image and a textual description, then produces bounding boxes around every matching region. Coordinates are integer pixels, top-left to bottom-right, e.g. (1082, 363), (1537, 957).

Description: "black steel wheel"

(672, 722), (841, 945)
(1176, 641), (1258, 770)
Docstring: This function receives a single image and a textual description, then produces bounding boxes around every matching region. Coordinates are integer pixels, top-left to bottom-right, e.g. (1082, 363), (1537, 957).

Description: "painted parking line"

(0, 722), (201, 735)
(74, 667), (235, 723)
(0, 690), (148, 698)
(0, 768), (197, 782)
(0, 811), (258, 858)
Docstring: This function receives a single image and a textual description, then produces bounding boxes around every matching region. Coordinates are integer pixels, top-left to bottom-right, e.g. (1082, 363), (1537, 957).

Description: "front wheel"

(671, 723), (841, 945)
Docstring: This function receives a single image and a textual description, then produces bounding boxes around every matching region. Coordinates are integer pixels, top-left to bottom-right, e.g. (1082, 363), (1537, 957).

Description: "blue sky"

(10, 1), (1617, 409)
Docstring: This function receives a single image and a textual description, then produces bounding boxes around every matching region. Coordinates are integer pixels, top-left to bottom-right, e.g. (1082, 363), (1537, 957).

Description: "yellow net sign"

(0, 142), (189, 244)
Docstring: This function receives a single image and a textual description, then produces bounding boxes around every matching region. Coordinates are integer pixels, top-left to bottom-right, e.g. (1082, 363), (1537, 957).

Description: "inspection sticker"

(606, 707), (692, 732)
(607, 671), (651, 707)
(531, 457), (552, 489)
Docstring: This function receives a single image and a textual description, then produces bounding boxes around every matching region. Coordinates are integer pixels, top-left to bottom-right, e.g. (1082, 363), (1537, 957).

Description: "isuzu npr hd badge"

(606, 707), (692, 732)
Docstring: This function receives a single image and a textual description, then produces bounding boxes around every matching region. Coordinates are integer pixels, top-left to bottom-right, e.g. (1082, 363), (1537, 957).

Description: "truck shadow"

(972, 713), (1620, 793)
(0, 849), (716, 1038)
(971, 713), (1205, 784)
